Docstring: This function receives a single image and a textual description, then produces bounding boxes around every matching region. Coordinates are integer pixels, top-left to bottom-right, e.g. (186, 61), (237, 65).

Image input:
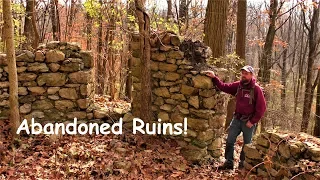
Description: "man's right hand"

(203, 70), (215, 78)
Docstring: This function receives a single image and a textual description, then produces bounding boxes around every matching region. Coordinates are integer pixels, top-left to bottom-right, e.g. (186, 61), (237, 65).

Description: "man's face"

(241, 70), (253, 83)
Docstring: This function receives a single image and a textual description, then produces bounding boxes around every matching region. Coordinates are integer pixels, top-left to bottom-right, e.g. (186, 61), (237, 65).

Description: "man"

(204, 65), (266, 170)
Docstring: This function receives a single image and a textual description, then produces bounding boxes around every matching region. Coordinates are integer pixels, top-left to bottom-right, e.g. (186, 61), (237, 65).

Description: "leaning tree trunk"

(3, 0), (20, 137)
(135, 0), (152, 122)
(280, 17), (292, 113)
(258, 0), (278, 132)
(301, 2), (320, 133)
(204, 0), (229, 59)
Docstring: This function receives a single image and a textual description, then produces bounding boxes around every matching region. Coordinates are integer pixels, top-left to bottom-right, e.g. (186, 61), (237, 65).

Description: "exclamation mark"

(184, 117), (188, 134)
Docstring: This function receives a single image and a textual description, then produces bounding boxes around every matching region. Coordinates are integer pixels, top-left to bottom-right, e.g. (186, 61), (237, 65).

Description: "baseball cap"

(241, 65), (254, 74)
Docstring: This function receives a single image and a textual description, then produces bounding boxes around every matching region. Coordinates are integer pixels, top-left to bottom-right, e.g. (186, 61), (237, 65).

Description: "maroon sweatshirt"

(212, 76), (266, 124)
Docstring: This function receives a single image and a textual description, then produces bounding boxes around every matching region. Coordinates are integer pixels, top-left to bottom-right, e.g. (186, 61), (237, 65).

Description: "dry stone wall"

(244, 131), (320, 179)
(129, 32), (230, 162)
(0, 42), (95, 122)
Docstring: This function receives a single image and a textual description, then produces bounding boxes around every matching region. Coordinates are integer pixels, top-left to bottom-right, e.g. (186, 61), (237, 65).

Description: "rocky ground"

(0, 119), (263, 180)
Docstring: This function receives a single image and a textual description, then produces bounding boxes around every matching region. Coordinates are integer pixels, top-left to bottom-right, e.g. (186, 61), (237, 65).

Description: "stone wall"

(244, 131), (320, 179)
(129, 32), (229, 162)
(0, 42), (95, 122)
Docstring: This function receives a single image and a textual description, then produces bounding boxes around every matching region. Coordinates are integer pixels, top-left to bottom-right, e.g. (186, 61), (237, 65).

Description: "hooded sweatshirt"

(212, 76), (266, 125)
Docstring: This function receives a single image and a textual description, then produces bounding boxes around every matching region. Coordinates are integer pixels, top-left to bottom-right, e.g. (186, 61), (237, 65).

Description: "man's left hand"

(246, 121), (254, 128)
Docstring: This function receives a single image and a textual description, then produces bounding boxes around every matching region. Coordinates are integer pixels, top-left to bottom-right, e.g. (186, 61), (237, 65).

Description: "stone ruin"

(244, 131), (320, 179)
(0, 42), (95, 122)
(128, 31), (230, 162)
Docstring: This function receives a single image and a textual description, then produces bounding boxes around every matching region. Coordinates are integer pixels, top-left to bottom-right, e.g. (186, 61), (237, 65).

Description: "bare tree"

(49, 0), (61, 41)
(135, 0), (152, 122)
(23, 0), (39, 49)
(204, 0), (229, 59)
(301, 1), (320, 132)
(167, 0), (173, 20)
(236, 0), (247, 59)
(3, 0), (20, 137)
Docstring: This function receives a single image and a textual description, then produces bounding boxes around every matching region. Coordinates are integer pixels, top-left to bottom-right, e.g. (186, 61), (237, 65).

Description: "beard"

(241, 77), (250, 83)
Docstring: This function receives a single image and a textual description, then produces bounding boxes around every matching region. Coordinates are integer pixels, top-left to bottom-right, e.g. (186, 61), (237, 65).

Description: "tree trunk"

(86, 13), (92, 50)
(167, 0), (173, 20)
(280, 17), (292, 113)
(179, 0), (187, 23)
(23, 0), (34, 49)
(204, 0), (229, 59)
(96, 0), (104, 95)
(301, 2), (320, 132)
(135, 0), (152, 122)
(3, 0), (20, 137)
(315, 70), (320, 136)
(50, 0), (60, 41)
(236, 0), (247, 59)
(106, 1), (116, 100)
(226, 0), (247, 130)
(258, 0), (278, 132)
(295, 34), (307, 114)
(31, 0), (39, 49)
(125, 0), (135, 101)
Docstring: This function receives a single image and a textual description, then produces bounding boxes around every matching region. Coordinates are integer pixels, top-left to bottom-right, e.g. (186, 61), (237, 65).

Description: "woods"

(0, 0), (320, 179)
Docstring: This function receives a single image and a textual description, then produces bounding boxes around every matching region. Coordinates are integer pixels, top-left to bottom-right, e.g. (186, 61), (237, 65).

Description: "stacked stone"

(130, 31), (229, 162)
(0, 41), (95, 122)
(244, 131), (320, 179)
(130, 34), (142, 118)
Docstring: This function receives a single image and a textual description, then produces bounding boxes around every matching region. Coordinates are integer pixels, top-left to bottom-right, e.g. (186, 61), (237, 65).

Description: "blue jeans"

(225, 118), (256, 165)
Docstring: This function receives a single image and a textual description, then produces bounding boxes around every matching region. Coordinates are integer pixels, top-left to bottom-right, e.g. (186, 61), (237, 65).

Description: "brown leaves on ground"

(0, 120), (250, 179)
(94, 95), (131, 113)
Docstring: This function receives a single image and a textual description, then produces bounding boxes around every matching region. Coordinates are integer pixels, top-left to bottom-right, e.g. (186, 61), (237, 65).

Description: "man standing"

(204, 65), (266, 170)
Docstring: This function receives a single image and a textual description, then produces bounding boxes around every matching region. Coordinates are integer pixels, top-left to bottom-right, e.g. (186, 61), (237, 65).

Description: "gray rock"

(60, 59), (84, 72)
(18, 87), (28, 95)
(37, 73), (66, 86)
(48, 63), (60, 72)
(154, 87), (170, 98)
(59, 88), (78, 100)
(20, 104), (32, 114)
(188, 96), (199, 109)
(16, 50), (34, 62)
(55, 100), (75, 111)
(48, 95), (60, 100)
(27, 63), (49, 72)
(45, 50), (65, 63)
(77, 99), (88, 109)
(66, 111), (87, 119)
(18, 73), (37, 81)
(164, 72), (180, 81)
(32, 99), (54, 110)
(158, 111), (170, 122)
(69, 70), (91, 84)
(28, 87), (46, 95)
(192, 75), (213, 89)
(159, 62), (178, 72)
(35, 51), (45, 62)
(80, 51), (93, 68)
(47, 87), (60, 94)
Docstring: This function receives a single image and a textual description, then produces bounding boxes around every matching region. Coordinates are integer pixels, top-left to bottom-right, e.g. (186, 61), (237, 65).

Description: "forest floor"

(0, 119), (263, 180)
